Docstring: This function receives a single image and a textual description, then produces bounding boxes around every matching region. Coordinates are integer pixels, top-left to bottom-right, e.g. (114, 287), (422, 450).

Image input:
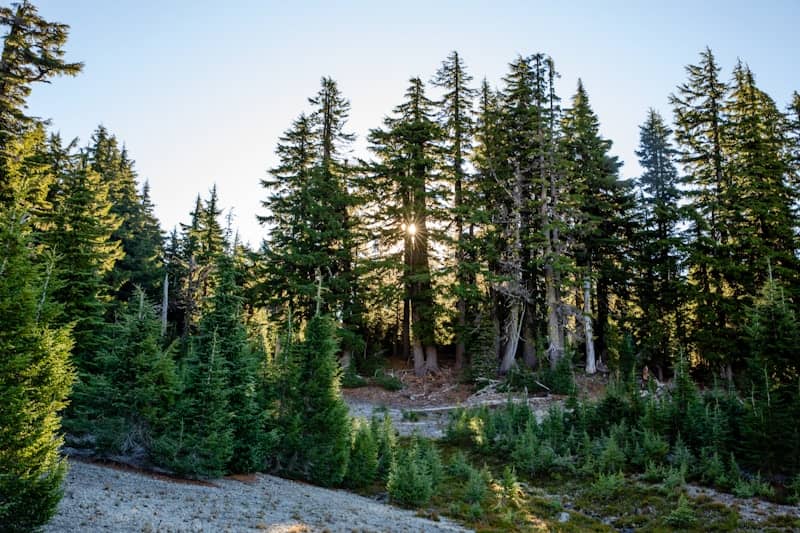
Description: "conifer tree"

(0, 168), (74, 532)
(365, 77), (444, 375)
(742, 279), (800, 474)
(258, 114), (317, 316)
(260, 77), (362, 346)
(209, 253), (264, 474)
(42, 138), (122, 376)
(283, 314), (351, 486)
(633, 109), (683, 378)
(0, 0), (82, 204)
(75, 290), (178, 455)
(432, 51), (478, 369)
(494, 55), (539, 373)
(723, 63), (798, 301)
(670, 48), (734, 375)
(561, 80), (632, 369)
(86, 126), (163, 303)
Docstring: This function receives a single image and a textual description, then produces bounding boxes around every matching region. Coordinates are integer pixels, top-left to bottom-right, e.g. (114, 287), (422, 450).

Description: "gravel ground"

(45, 460), (470, 533)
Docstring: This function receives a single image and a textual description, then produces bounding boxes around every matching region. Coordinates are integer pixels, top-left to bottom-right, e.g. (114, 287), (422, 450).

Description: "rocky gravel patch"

(46, 460), (470, 533)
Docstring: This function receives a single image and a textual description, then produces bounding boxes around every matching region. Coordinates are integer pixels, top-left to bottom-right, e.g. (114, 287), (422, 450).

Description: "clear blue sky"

(24, 0), (800, 246)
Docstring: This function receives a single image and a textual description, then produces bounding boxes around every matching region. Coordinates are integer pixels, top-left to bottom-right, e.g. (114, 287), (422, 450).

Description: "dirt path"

(45, 460), (469, 533)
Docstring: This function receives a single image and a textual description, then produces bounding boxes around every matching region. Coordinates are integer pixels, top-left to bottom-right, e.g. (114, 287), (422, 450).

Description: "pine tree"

(670, 48), (734, 375)
(633, 109), (683, 378)
(0, 173), (74, 532)
(365, 77), (444, 375)
(723, 63), (798, 303)
(0, 0), (82, 205)
(259, 78), (360, 333)
(562, 80), (633, 369)
(86, 126), (163, 303)
(75, 290), (178, 456)
(431, 51), (478, 369)
(41, 137), (122, 377)
(209, 253), (264, 474)
(284, 314), (351, 486)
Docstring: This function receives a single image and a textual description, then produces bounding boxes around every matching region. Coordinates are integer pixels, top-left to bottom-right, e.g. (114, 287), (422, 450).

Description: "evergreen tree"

(86, 126), (163, 303)
(493, 55), (540, 373)
(74, 290), (178, 456)
(0, 172), (74, 532)
(723, 63), (798, 301)
(42, 138), (122, 377)
(365, 77), (444, 375)
(741, 279), (800, 474)
(562, 80), (633, 367)
(210, 253), (264, 474)
(283, 314), (351, 486)
(0, 0), (82, 205)
(258, 114), (317, 317)
(633, 109), (683, 378)
(670, 48), (734, 375)
(159, 331), (233, 478)
(431, 51), (478, 369)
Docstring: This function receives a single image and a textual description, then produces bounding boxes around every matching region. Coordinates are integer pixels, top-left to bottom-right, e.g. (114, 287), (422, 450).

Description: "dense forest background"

(2, 1), (799, 531)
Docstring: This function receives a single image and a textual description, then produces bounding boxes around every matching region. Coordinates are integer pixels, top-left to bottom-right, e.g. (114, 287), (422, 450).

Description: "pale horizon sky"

(24, 1), (800, 246)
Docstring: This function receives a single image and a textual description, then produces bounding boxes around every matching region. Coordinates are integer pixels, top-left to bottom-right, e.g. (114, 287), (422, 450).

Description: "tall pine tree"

(365, 77), (444, 375)
(633, 109), (683, 378)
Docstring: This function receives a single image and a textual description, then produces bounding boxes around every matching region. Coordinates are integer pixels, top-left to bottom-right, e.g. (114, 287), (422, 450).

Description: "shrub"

(446, 450), (473, 480)
(371, 414), (396, 482)
(733, 473), (774, 499)
(665, 494), (696, 528)
(372, 369), (404, 391)
(493, 466), (526, 511)
(539, 355), (576, 395)
(643, 460), (666, 483)
(341, 364), (367, 388)
(588, 472), (626, 500)
(388, 444), (433, 507)
(598, 434), (626, 474)
(344, 418), (378, 488)
(640, 429), (669, 465)
(463, 467), (488, 504)
(698, 448), (728, 488)
(663, 464), (687, 493)
(415, 437), (443, 489)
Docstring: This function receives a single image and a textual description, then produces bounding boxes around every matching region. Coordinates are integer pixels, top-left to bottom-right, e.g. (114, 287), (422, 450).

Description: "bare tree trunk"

(584, 277), (597, 375)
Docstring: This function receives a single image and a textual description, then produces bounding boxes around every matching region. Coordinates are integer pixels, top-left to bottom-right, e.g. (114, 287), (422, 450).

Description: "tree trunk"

(545, 264), (563, 367)
(413, 338), (425, 377)
(402, 296), (410, 362)
(455, 300), (466, 370)
(522, 315), (538, 369)
(584, 277), (597, 375)
(425, 345), (439, 374)
(161, 272), (169, 336)
(499, 298), (521, 374)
